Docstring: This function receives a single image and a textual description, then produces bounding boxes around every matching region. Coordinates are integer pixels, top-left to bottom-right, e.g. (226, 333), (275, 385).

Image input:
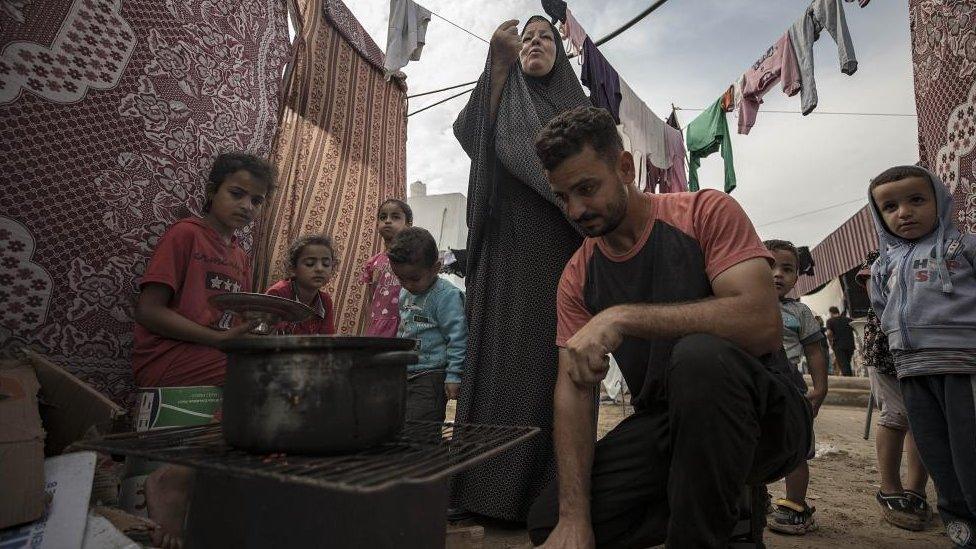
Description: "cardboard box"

(20, 349), (126, 456)
(0, 363), (45, 530)
(0, 452), (98, 549)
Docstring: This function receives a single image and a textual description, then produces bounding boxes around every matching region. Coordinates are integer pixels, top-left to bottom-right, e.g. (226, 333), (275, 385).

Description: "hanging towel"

(619, 79), (670, 188)
(581, 37), (622, 123)
(789, 0), (858, 115)
(561, 8), (587, 58)
(383, 0), (432, 79)
(738, 32), (801, 134)
(686, 98), (735, 193)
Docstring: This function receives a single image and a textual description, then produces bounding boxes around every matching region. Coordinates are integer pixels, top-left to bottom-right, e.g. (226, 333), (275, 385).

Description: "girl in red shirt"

(265, 234), (337, 335)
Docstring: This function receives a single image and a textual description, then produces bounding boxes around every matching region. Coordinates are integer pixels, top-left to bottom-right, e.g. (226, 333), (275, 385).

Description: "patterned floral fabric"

(0, 0), (290, 401)
(911, 0), (976, 235)
(251, 0), (407, 335)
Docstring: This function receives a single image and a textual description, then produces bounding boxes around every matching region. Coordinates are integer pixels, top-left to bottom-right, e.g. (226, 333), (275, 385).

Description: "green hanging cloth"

(685, 98), (736, 193)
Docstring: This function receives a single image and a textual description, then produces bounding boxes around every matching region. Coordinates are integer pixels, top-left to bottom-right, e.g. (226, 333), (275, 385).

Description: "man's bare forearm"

(553, 353), (596, 521)
(601, 294), (781, 356)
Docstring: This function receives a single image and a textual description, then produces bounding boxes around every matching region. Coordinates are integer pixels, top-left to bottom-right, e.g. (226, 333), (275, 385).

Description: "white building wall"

(407, 191), (467, 290)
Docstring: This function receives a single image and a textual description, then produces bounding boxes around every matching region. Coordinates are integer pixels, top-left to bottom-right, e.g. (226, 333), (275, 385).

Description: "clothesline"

(408, 80), (478, 99)
(408, 86), (476, 117)
(404, 1), (671, 105)
(756, 196), (866, 228)
(429, 10), (489, 44)
(675, 106), (916, 118)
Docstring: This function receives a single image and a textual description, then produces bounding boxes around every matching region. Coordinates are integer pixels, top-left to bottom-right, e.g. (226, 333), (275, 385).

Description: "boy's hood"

(867, 165), (952, 247)
(868, 165), (954, 292)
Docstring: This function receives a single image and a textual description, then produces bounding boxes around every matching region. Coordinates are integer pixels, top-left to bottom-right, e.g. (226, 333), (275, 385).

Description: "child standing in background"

(388, 227), (466, 422)
(266, 234), (337, 335)
(361, 199), (413, 337)
(764, 239), (829, 536)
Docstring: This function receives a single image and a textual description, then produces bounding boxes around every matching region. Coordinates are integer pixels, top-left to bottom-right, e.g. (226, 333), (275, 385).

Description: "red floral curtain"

(0, 0), (290, 401)
(911, 0), (976, 234)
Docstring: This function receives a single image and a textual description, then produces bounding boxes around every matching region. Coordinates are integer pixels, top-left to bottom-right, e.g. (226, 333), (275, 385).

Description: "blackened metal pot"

(220, 336), (418, 454)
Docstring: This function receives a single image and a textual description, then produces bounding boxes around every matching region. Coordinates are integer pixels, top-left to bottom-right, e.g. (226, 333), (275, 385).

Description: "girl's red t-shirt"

(131, 217), (250, 387)
(264, 278), (336, 335)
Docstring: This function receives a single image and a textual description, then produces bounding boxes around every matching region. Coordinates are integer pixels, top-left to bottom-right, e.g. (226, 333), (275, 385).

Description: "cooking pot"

(220, 336), (418, 454)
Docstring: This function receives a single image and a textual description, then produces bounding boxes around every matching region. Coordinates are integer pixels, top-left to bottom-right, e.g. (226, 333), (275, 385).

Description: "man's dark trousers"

(527, 334), (812, 548)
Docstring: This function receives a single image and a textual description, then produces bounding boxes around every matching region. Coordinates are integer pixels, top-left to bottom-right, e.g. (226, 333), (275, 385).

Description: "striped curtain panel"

(253, 0), (407, 334)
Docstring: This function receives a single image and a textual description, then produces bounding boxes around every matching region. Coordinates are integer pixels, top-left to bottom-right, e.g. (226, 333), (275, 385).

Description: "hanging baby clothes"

(666, 107), (681, 130)
(645, 125), (688, 194)
(383, 0), (432, 78)
(720, 85), (735, 112)
(561, 8), (587, 58)
(664, 124), (688, 192)
(542, 0), (567, 23)
(686, 98), (735, 193)
(618, 79), (669, 188)
(789, 0), (858, 115)
(581, 37), (622, 123)
(738, 33), (801, 135)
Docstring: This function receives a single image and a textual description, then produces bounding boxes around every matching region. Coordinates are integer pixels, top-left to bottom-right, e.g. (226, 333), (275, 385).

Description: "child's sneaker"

(903, 490), (934, 528)
(769, 498), (818, 535)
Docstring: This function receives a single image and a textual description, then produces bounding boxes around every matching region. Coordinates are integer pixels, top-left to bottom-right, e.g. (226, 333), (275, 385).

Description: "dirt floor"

(447, 401), (949, 548)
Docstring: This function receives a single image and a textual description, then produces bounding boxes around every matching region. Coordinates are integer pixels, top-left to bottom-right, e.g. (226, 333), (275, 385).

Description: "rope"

(429, 11), (489, 44)
(674, 106), (917, 118)
(593, 0), (670, 47)
(407, 86), (476, 117)
(407, 1), (670, 108)
(408, 80), (479, 99)
(756, 197), (866, 228)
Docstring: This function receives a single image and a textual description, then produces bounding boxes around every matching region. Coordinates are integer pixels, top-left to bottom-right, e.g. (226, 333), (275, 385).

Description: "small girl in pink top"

(360, 199), (412, 337)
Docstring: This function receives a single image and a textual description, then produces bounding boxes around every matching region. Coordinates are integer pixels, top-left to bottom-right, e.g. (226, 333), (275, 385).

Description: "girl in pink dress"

(360, 199), (412, 337)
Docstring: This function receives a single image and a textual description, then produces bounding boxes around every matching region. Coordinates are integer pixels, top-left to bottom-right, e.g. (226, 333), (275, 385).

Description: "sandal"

(877, 491), (926, 531)
(903, 490), (934, 526)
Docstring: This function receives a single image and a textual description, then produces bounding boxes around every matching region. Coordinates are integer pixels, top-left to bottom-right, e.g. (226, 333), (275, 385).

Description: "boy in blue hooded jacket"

(868, 165), (976, 547)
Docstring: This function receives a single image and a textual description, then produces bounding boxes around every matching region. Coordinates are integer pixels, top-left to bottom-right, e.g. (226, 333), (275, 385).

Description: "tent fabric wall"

(911, 0), (976, 235)
(253, 0), (407, 335)
(794, 205), (878, 296)
(0, 0), (290, 401)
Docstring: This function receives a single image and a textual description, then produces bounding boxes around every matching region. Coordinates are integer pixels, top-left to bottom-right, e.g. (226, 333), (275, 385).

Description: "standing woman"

(452, 16), (587, 521)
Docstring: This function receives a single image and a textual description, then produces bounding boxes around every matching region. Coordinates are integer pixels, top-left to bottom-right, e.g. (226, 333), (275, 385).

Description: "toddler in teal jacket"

(388, 227), (467, 422)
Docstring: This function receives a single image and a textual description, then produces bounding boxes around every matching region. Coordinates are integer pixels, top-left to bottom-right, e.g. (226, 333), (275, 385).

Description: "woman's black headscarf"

(454, 15), (587, 267)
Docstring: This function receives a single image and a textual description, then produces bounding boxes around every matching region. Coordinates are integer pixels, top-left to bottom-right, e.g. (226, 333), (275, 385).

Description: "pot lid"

(218, 335), (418, 352)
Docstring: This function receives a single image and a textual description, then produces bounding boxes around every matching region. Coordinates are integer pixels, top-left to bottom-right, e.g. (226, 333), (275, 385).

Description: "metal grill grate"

(73, 421), (538, 493)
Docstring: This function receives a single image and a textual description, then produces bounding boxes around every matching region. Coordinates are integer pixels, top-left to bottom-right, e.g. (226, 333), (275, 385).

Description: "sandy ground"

(447, 401), (949, 548)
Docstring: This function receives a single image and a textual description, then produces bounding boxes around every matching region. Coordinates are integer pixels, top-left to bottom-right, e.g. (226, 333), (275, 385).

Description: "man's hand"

(563, 312), (622, 387)
(807, 389), (826, 417)
(540, 518), (596, 549)
(490, 19), (522, 71)
(445, 382), (460, 400)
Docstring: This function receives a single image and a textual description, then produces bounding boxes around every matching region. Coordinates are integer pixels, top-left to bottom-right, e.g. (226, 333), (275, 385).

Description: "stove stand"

(74, 421), (538, 548)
